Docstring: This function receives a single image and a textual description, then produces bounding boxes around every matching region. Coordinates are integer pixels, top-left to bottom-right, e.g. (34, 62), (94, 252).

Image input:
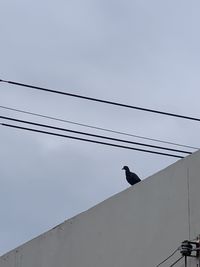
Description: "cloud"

(1, 0), (200, 255)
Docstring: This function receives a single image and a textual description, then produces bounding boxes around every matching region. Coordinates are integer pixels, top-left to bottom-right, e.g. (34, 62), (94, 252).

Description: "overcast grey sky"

(1, 0), (200, 255)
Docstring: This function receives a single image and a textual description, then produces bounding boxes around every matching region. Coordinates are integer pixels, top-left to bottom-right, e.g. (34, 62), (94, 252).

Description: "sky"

(1, 0), (200, 256)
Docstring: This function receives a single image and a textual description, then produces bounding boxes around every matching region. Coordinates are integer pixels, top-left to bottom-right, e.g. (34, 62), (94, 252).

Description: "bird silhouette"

(122, 166), (141, 185)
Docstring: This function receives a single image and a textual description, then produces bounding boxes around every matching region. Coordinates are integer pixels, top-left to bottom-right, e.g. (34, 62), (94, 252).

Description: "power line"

(0, 115), (192, 155)
(0, 122), (185, 158)
(1, 79), (200, 122)
(155, 248), (180, 267)
(156, 239), (200, 267)
(0, 105), (198, 150)
(169, 256), (184, 267)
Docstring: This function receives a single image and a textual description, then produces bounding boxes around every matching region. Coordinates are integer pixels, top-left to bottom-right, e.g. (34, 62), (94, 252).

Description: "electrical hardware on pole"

(180, 238), (200, 266)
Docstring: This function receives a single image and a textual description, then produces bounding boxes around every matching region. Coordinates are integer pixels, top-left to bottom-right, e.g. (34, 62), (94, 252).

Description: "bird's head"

(122, 166), (129, 171)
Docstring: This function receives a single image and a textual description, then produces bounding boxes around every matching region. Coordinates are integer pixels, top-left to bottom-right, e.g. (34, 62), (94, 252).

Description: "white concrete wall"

(1, 151), (200, 267)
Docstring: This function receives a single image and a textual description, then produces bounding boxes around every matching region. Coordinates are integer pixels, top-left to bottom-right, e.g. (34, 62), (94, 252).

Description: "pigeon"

(122, 166), (141, 186)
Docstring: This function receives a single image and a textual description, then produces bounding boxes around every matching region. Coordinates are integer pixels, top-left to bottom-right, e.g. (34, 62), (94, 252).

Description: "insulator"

(180, 240), (193, 256)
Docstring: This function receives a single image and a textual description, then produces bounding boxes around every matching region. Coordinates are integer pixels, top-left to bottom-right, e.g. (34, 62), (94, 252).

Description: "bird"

(122, 166), (141, 186)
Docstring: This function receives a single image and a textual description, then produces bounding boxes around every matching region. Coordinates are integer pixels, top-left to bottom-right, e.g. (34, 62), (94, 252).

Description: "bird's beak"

(122, 167), (124, 170)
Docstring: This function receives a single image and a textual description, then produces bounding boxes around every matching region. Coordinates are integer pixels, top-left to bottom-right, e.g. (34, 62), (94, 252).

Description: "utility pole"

(180, 239), (200, 266)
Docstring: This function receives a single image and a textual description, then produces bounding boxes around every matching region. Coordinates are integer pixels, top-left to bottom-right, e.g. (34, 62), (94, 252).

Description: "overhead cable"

(155, 247), (180, 267)
(169, 256), (184, 267)
(1, 79), (200, 122)
(0, 123), (185, 159)
(0, 105), (198, 150)
(0, 115), (192, 155)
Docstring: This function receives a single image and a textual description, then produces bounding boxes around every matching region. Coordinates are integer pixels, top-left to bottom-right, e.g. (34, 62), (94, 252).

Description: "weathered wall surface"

(1, 151), (200, 267)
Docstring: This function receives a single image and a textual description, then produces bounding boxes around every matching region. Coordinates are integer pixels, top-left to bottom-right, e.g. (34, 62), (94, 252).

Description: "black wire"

(169, 256), (184, 267)
(1, 79), (200, 122)
(0, 105), (198, 150)
(155, 248), (180, 267)
(0, 123), (185, 158)
(0, 115), (192, 155)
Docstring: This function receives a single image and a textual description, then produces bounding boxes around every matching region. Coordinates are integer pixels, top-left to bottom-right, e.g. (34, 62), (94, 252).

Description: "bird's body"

(122, 166), (141, 186)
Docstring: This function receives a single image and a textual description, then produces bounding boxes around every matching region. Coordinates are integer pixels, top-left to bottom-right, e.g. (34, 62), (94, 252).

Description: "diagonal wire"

(155, 248), (180, 267)
(0, 123), (185, 159)
(169, 256), (184, 267)
(0, 105), (198, 150)
(1, 78), (200, 122)
(0, 115), (192, 155)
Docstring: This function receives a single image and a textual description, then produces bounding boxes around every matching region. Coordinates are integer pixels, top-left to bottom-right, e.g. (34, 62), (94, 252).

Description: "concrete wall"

(1, 151), (200, 267)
